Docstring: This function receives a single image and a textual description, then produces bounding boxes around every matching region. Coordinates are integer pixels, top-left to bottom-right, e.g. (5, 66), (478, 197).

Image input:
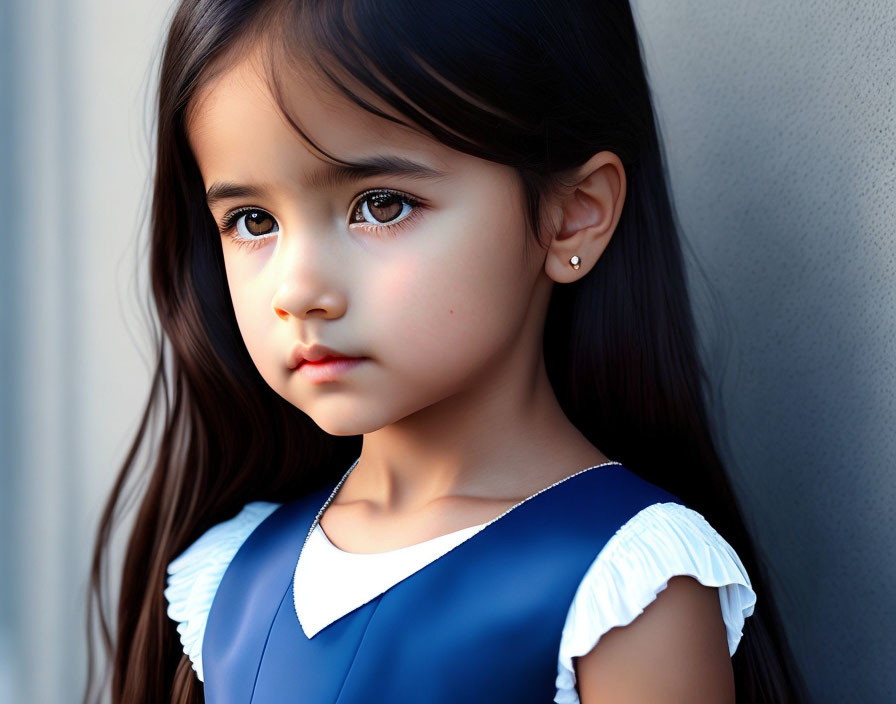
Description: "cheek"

(364, 255), (456, 345)
(365, 202), (531, 373)
(223, 251), (277, 371)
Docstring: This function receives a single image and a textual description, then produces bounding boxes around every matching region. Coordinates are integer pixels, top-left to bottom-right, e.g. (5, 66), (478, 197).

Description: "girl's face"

(187, 52), (553, 436)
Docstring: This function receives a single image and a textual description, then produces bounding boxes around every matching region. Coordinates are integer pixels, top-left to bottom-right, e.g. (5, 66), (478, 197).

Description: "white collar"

(294, 520), (487, 638)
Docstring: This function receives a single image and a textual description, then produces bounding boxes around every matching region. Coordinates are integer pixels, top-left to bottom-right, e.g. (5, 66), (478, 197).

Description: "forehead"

(186, 49), (451, 183)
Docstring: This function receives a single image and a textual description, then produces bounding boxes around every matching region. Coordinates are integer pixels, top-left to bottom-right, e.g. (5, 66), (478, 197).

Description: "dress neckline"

(292, 456), (622, 637)
(298, 456), (623, 559)
(313, 520), (488, 556)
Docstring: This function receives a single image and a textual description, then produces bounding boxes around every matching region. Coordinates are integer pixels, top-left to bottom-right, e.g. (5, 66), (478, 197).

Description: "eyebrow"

(205, 155), (447, 209)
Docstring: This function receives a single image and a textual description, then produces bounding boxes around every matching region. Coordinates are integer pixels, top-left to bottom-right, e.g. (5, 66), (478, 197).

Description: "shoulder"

(164, 501), (282, 682)
(555, 502), (756, 703)
(575, 574), (735, 702)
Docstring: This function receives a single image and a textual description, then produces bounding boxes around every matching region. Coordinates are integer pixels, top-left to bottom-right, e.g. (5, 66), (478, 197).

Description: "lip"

(288, 342), (363, 370)
(296, 357), (366, 384)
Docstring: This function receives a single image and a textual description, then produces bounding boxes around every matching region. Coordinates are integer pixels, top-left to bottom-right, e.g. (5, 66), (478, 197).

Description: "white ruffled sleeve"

(164, 501), (282, 682)
(553, 502), (757, 704)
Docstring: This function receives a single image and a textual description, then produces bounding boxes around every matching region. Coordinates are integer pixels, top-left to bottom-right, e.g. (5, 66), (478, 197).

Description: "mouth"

(298, 354), (359, 367)
(296, 356), (367, 383)
(288, 341), (364, 370)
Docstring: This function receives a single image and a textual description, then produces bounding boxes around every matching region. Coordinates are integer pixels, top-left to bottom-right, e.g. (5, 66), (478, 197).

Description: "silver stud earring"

(569, 255), (581, 270)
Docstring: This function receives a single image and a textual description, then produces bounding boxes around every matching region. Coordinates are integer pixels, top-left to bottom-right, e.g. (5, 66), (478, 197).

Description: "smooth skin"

(574, 576), (735, 702)
(187, 45), (734, 701)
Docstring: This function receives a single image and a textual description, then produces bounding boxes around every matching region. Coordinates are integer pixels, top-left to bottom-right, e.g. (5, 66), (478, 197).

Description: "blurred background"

(0, 1), (893, 702)
(0, 1), (172, 701)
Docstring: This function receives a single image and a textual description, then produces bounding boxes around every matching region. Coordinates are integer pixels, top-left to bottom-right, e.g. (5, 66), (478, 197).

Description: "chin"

(298, 404), (391, 437)
(312, 417), (382, 437)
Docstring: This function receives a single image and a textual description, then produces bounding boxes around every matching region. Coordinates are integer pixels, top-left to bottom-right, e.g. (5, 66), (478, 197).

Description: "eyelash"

(218, 188), (425, 251)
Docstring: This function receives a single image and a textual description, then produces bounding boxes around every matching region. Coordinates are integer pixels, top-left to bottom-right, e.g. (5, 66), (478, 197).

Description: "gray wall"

(0, 1), (891, 701)
(632, 1), (895, 700)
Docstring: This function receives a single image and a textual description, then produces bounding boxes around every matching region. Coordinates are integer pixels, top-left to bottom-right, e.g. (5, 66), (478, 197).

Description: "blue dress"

(198, 462), (690, 703)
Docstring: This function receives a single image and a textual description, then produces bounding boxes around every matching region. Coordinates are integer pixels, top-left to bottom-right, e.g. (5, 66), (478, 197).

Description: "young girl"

(85, 0), (810, 701)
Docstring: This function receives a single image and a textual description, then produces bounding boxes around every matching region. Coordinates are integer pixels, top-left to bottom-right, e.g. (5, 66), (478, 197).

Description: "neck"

(338, 349), (609, 515)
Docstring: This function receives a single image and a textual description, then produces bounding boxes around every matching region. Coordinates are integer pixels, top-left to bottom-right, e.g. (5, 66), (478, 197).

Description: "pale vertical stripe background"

(1, 1), (173, 702)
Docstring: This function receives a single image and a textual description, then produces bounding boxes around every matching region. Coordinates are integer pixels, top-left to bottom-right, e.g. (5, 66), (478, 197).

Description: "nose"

(272, 279), (347, 321)
(270, 235), (347, 321)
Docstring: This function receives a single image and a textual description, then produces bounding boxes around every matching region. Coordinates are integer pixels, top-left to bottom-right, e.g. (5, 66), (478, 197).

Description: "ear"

(542, 151), (626, 283)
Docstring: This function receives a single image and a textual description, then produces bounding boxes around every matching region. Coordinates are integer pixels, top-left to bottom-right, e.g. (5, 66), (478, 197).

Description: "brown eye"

(242, 209), (277, 236)
(223, 208), (280, 243)
(366, 194), (402, 222)
(352, 191), (417, 228)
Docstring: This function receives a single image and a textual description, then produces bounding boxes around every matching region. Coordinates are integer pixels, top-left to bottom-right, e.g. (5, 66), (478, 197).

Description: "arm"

(574, 576), (735, 703)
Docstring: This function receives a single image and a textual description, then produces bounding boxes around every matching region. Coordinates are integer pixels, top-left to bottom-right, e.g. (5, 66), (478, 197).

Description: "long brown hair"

(84, 0), (810, 701)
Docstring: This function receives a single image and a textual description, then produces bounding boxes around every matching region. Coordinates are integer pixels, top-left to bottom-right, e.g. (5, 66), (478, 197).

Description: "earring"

(569, 255), (581, 270)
